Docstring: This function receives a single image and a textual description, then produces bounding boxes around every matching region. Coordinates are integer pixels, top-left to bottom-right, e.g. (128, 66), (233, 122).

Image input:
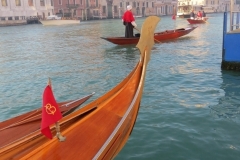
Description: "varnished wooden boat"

(0, 92), (94, 148)
(101, 26), (197, 45)
(187, 18), (209, 24)
(0, 16), (160, 159)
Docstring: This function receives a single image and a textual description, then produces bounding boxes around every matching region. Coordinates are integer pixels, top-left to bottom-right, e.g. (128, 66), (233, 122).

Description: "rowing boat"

(101, 26), (197, 45)
(0, 16), (160, 159)
(0, 92), (94, 148)
(187, 18), (209, 24)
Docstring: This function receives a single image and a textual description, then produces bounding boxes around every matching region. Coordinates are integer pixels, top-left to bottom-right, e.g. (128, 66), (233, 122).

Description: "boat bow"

(0, 16), (160, 160)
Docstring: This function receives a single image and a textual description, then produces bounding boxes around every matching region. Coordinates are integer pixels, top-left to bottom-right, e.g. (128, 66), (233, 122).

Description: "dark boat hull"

(101, 27), (197, 45)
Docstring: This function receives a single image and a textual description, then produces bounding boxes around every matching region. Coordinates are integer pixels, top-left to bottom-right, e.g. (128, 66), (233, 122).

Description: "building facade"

(0, 0), (54, 26)
(85, 0), (158, 20)
(155, 0), (177, 16)
(52, 0), (85, 20)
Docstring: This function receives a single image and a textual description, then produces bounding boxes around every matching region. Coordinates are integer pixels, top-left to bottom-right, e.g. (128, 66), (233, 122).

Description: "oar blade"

(136, 16), (160, 64)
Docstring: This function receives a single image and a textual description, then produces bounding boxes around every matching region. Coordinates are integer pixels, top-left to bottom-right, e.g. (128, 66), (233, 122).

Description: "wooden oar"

(134, 27), (162, 43)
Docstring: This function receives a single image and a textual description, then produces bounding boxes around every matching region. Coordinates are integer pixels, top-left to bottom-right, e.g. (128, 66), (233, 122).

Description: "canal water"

(1, 13), (240, 159)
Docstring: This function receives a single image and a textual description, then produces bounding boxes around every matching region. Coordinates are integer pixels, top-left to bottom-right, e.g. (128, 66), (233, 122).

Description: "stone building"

(0, 0), (54, 26)
(154, 0), (177, 16)
(52, 0), (85, 20)
(84, 0), (157, 20)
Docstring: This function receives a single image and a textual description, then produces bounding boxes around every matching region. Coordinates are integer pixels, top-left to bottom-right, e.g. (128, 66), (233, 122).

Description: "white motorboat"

(39, 15), (80, 26)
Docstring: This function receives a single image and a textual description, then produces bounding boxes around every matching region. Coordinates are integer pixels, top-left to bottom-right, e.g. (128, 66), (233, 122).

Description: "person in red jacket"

(122, 5), (137, 38)
(197, 11), (202, 20)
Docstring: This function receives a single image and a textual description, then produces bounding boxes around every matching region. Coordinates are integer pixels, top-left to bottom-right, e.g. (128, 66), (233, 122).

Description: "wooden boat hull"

(0, 93), (94, 148)
(0, 16), (160, 159)
(39, 20), (80, 26)
(101, 27), (197, 45)
(187, 18), (208, 24)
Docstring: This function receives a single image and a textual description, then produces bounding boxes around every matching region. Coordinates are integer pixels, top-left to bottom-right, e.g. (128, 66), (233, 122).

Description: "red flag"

(41, 85), (62, 139)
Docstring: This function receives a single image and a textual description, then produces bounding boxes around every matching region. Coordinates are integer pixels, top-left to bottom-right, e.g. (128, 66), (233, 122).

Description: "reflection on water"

(210, 70), (240, 122)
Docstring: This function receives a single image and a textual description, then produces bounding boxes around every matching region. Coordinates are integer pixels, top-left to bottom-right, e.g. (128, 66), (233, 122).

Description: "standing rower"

(122, 5), (137, 38)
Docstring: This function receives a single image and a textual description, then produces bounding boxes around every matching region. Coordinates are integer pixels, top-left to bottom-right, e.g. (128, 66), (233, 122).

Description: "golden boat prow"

(0, 16), (160, 160)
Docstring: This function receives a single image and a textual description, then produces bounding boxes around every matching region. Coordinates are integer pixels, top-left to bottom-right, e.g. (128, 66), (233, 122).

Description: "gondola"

(0, 92), (94, 148)
(187, 18), (209, 24)
(0, 16), (160, 160)
(101, 26), (197, 45)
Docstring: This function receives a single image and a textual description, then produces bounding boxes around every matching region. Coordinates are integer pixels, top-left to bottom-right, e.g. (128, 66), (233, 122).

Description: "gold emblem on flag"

(45, 103), (56, 115)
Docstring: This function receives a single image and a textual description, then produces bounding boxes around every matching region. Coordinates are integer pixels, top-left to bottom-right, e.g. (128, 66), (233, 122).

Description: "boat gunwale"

(0, 93), (95, 151)
(93, 50), (147, 159)
(6, 55), (143, 159)
(0, 57), (140, 156)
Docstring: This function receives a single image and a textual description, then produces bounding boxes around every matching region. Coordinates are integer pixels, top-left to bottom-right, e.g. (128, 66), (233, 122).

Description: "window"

(1, 0), (7, 6)
(120, 2), (122, 7)
(15, 16), (19, 20)
(146, 2), (148, 8)
(1, 17), (6, 20)
(40, 0), (45, 6)
(8, 17), (13, 20)
(51, 0), (53, 6)
(59, 0), (62, 5)
(16, 0), (21, 6)
(152, 2), (154, 7)
(133, 2), (136, 7)
(102, 6), (106, 14)
(28, 0), (33, 6)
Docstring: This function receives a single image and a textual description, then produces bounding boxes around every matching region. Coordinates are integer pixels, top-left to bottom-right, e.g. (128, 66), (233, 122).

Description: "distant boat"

(39, 15), (80, 26)
(177, 4), (202, 18)
(101, 27), (197, 45)
(187, 18), (209, 24)
(0, 16), (160, 160)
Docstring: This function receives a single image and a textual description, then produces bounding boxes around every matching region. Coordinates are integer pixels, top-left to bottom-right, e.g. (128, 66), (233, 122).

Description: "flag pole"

(48, 78), (66, 142)
(56, 121), (66, 142)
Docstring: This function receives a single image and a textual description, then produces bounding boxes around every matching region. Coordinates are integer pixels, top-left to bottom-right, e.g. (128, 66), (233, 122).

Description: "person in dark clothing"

(202, 10), (207, 20)
(202, 11), (206, 17)
(122, 5), (137, 38)
(190, 10), (195, 19)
